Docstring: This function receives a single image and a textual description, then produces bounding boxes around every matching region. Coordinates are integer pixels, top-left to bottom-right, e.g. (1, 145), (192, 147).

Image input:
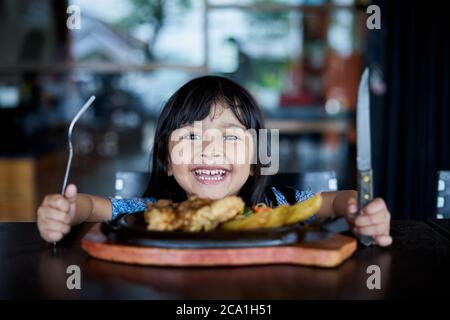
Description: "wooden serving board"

(82, 223), (357, 268)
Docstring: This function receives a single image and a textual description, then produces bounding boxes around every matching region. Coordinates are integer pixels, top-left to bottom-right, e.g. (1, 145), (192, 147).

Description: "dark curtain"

(369, 0), (450, 220)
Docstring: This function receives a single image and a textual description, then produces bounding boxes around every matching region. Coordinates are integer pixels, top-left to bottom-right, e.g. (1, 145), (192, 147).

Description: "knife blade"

(356, 68), (374, 246)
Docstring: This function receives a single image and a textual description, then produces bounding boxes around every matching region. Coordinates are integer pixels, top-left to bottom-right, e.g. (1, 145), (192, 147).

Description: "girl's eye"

(224, 135), (239, 141)
(182, 134), (200, 140)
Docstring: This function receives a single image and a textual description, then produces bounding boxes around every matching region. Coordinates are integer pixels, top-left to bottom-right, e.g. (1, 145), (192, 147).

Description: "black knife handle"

(358, 169), (373, 207)
(358, 169), (374, 246)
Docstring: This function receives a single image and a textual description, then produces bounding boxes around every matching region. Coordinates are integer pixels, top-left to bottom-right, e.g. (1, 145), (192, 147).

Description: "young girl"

(37, 76), (392, 246)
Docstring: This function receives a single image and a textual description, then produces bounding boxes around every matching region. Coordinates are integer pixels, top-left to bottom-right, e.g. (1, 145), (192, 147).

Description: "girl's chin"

(189, 184), (234, 200)
(192, 189), (231, 200)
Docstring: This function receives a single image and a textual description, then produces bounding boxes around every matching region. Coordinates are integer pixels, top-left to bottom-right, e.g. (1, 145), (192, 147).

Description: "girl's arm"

(70, 193), (112, 225)
(316, 190), (357, 219)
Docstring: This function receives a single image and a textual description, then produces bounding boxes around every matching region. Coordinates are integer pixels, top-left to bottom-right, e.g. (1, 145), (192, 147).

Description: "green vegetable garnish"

(242, 207), (254, 217)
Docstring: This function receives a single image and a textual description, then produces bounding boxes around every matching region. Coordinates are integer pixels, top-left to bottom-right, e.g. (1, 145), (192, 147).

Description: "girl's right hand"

(37, 184), (78, 243)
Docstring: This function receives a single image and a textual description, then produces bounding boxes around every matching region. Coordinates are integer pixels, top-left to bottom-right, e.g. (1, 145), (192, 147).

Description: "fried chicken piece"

(144, 195), (244, 232)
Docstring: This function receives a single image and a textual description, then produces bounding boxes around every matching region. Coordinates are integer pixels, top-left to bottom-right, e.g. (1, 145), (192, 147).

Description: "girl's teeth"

(197, 175), (224, 181)
(194, 169), (226, 175)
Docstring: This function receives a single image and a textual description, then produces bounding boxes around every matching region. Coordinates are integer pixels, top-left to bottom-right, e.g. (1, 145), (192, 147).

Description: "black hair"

(142, 75), (268, 205)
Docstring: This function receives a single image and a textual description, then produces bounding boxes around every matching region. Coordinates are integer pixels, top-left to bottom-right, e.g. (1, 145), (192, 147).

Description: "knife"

(356, 68), (374, 246)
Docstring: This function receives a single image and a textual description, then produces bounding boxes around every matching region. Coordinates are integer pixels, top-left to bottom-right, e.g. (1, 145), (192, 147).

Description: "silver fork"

(54, 95), (96, 247)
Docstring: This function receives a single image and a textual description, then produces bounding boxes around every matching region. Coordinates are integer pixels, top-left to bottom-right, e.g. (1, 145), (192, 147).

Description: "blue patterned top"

(110, 185), (317, 224)
(110, 196), (157, 220)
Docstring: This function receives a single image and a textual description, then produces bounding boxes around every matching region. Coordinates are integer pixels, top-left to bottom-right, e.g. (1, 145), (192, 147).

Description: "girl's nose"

(201, 138), (225, 160)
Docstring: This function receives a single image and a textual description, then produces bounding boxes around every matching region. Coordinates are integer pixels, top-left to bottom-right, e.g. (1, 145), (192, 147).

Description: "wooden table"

(0, 220), (449, 299)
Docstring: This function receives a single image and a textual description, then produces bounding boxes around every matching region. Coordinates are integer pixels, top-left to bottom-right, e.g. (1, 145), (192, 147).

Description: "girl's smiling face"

(167, 104), (254, 200)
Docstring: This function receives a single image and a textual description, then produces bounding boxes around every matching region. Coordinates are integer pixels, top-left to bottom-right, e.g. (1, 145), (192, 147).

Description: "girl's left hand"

(345, 197), (393, 247)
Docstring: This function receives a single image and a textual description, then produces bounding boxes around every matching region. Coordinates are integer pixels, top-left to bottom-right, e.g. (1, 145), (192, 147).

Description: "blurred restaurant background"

(1, 0), (449, 222)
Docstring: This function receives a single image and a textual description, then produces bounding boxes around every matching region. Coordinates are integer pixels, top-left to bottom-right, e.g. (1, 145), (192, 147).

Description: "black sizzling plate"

(100, 212), (309, 249)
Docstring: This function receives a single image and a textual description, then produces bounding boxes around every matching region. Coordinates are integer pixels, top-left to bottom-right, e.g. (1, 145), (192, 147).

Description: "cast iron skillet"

(100, 212), (311, 249)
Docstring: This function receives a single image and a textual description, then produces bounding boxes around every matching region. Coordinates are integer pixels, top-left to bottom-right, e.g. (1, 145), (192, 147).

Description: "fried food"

(284, 193), (323, 224)
(144, 195), (245, 232)
(220, 208), (272, 231)
(221, 193), (322, 231)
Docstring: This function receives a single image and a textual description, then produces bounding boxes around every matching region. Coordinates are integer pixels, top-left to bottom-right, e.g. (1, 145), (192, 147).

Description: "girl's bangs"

(170, 79), (257, 131)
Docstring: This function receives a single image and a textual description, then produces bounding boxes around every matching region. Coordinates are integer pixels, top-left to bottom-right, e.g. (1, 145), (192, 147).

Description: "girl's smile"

(191, 166), (231, 185)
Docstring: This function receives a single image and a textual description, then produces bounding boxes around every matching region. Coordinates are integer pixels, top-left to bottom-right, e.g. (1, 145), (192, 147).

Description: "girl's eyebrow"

(220, 122), (246, 130)
(179, 123), (199, 129)
(181, 122), (246, 130)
